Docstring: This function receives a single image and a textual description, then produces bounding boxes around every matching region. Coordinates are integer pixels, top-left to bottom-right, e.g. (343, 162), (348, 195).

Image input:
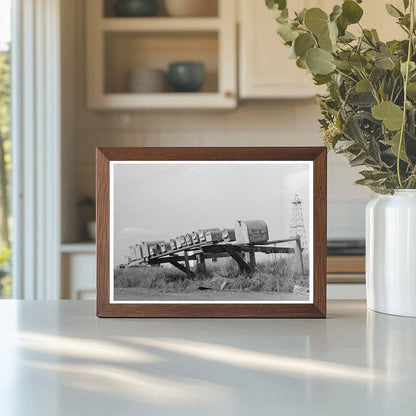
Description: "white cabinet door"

(238, 0), (404, 99)
(239, 0), (319, 99)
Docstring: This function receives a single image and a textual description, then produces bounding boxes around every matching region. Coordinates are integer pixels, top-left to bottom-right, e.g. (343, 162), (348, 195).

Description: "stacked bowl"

(127, 68), (167, 93)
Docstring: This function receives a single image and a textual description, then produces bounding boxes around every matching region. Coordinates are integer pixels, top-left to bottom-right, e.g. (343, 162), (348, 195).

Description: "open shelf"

(61, 242), (96, 254)
(103, 0), (219, 18)
(104, 31), (218, 94)
(101, 17), (221, 32)
(86, 0), (236, 109)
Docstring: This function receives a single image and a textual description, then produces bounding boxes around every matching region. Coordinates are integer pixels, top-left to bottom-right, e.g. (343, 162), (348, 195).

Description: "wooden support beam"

(196, 253), (207, 275)
(183, 251), (192, 279)
(169, 261), (196, 278)
(148, 252), (230, 265)
(249, 251), (256, 270)
(223, 245), (252, 274)
(239, 246), (294, 254)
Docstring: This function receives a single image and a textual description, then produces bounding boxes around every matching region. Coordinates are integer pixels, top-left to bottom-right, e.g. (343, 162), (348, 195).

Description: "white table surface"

(0, 300), (415, 416)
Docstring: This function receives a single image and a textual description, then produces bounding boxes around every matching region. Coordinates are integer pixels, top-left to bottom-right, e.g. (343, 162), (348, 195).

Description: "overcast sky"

(112, 162), (311, 264)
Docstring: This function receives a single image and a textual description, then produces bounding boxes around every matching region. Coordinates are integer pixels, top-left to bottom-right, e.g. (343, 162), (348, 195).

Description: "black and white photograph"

(110, 161), (313, 303)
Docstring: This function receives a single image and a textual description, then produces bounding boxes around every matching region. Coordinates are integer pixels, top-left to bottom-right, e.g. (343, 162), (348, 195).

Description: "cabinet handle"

(225, 91), (234, 98)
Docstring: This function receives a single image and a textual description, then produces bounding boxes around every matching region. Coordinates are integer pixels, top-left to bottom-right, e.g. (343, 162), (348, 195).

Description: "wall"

(62, 0), (373, 243)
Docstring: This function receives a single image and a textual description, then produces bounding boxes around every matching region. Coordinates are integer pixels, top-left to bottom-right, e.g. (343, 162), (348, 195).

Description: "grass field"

(114, 257), (308, 296)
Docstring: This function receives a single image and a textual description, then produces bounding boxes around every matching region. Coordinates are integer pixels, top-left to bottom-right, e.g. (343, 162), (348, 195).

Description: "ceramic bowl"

(127, 68), (167, 93)
(168, 62), (205, 93)
(114, 0), (158, 17)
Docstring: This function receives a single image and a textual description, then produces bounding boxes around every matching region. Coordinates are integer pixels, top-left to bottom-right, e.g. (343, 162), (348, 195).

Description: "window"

(0, 0), (11, 298)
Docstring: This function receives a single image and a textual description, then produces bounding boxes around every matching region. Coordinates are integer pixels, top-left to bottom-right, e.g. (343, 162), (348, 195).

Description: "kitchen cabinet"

(86, 0), (237, 109)
(239, 0), (321, 99)
(61, 244), (96, 300)
(238, 0), (404, 99)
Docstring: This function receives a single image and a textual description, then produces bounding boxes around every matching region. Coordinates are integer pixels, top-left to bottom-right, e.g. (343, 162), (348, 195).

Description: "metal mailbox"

(198, 228), (220, 242)
(206, 230), (224, 243)
(160, 241), (172, 253)
(185, 233), (193, 246)
(222, 228), (236, 242)
(234, 220), (269, 244)
(192, 231), (200, 244)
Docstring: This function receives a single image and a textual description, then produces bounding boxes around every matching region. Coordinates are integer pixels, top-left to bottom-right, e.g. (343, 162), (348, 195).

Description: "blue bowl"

(169, 62), (205, 93)
(114, 0), (158, 17)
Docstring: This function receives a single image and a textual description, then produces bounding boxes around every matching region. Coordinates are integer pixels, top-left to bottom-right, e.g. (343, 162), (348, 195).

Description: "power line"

(120, 165), (194, 190)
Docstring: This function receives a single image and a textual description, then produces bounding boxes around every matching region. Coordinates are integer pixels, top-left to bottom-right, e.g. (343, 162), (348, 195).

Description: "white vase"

(366, 190), (416, 317)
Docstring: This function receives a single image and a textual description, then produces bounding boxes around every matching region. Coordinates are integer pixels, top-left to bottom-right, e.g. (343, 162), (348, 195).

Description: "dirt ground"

(113, 287), (310, 302)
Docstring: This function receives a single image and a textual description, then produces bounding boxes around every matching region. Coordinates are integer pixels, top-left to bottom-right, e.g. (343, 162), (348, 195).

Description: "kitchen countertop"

(0, 300), (415, 416)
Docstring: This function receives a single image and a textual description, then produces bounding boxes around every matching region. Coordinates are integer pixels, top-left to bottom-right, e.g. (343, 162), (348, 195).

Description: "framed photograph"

(96, 147), (327, 318)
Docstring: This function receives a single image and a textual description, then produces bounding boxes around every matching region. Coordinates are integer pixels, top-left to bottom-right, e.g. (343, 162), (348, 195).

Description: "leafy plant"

(266, 0), (416, 193)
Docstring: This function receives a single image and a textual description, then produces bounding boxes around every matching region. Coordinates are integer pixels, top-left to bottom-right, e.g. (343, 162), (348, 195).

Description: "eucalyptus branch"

(397, 0), (415, 188)
(267, 0), (416, 193)
(334, 68), (358, 83)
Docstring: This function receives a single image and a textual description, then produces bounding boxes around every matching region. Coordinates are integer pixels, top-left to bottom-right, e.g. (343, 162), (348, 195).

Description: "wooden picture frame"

(96, 147), (327, 318)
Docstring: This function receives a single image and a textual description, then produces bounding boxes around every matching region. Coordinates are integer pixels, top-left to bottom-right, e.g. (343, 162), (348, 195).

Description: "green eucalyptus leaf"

(350, 53), (368, 69)
(306, 48), (335, 75)
(407, 82), (416, 99)
(360, 170), (391, 180)
(371, 29), (380, 42)
(333, 59), (353, 70)
(304, 8), (329, 35)
(363, 29), (375, 44)
(350, 152), (368, 167)
(266, 0), (287, 11)
(348, 92), (377, 107)
(294, 33), (315, 57)
(295, 8), (307, 22)
(401, 61), (416, 76)
(336, 15), (348, 36)
(342, 0), (364, 24)
(393, 61), (402, 78)
(356, 79), (372, 92)
(296, 57), (307, 69)
(318, 31), (334, 52)
(277, 23), (299, 42)
(369, 137), (381, 162)
(372, 101), (403, 130)
(355, 178), (377, 185)
(313, 74), (332, 85)
(334, 139), (355, 152)
(385, 4), (404, 18)
(330, 5), (343, 22)
(382, 132), (409, 162)
(339, 31), (356, 43)
(375, 56), (396, 70)
(328, 21), (338, 44)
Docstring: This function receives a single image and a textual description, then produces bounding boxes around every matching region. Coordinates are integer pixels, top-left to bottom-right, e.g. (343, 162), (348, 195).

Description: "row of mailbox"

(128, 220), (269, 263)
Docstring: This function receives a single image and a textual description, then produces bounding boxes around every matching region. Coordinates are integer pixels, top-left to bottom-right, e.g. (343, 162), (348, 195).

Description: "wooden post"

(183, 250), (192, 279)
(249, 251), (256, 270)
(223, 246), (252, 274)
(196, 253), (207, 275)
(295, 237), (304, 275)
(169, 260), (196, 278)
